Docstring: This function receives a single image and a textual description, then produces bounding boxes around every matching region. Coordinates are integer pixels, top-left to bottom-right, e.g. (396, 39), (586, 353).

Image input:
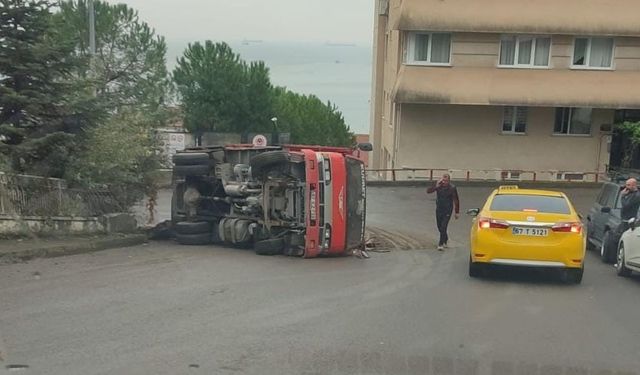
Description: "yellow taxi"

(468, 186), (586, 283)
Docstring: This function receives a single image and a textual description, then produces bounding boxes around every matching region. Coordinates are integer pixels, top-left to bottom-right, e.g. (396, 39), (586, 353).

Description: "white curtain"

(573, 38), (588, 65)
(414, 34), (429, 61)
(500, 38), (516, 65)
(518, 39), (533, 65)
(430, 34), (451, 63)
(590, 38), (614, 68)
(503, 107), (514, 132)
(570, 108), (593, 135)
(534, 38), (551, 66)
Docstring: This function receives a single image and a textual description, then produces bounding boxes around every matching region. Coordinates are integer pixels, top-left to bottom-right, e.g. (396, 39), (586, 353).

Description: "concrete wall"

(0, 216), (104, 236)
(396, 104), (614, 176)
(0, 214), (138, 236)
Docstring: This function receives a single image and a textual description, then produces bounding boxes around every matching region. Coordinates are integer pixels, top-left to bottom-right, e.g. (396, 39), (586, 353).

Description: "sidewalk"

(0, 234), (148, 263)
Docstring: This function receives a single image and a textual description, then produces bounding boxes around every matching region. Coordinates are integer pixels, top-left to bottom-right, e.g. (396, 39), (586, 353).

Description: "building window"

(572, 37), (614, 68)
(499, 36), (551, 67)
(502, 107), (528, 134)
(554, 108), (592, 135)
(406, 32), (451, 65)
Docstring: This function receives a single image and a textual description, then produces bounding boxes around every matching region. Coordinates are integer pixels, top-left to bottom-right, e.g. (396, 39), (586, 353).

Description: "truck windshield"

(345, 157), (366, 249)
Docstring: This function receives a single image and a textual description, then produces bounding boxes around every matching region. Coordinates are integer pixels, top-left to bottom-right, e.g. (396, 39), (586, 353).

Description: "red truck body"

(171, 143), (368, 258)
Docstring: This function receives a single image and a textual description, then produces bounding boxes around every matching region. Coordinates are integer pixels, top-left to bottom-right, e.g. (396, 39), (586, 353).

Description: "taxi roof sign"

(498, 185), (519, 191)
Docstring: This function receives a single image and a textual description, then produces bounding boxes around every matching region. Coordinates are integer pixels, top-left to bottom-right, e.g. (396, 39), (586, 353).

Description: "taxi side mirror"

(466, 208), (480, 217)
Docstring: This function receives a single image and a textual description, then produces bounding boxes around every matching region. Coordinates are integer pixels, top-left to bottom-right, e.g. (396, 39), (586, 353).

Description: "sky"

(105, 0), (375, 45)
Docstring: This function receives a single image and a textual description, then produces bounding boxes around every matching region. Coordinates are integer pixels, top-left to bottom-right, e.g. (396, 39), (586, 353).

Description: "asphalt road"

(1, 186), (640, 375)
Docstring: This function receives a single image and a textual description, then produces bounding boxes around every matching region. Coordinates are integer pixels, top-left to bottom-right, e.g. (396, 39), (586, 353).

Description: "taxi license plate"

(512, 227), (549, 237)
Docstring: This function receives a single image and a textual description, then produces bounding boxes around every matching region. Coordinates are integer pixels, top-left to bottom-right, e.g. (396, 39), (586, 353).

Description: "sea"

(166, 40), (373, 135)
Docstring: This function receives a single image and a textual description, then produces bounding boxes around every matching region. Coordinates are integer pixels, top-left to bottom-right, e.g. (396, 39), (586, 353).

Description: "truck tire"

(173, 153), (210, 166)
(250, 151), (289, 179)
(176, 232), (211, 246)
(171, 183), (186, 224)
(174, 164), (211, 177)
(174, 221), (211, 235)
(254, 238), (285, 256)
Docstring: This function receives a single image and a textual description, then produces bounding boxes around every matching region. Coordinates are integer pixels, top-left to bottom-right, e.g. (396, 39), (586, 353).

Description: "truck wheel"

(171, 183), (186, 224)
(173, 153), (210, 166)
(174, 164), (211, 177)
(174, 221), (211, 235)
(254, 238), (285, 256)
(250, 151), (289, 179)
(176, 232), (211, 246)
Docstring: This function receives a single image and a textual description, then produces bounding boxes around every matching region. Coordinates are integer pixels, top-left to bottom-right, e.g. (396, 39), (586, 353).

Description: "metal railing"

(366, 168), (609, 183)
(0, 173), (125, 217)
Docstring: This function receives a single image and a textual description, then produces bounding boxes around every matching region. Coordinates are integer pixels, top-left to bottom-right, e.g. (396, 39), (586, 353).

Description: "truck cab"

(171, 143), (369, 258)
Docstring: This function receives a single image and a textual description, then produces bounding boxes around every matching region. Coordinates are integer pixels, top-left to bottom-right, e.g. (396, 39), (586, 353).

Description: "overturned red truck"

(171, 143), (371, 258)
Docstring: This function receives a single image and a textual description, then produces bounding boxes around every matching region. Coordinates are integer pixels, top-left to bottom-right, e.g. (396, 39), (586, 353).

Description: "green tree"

(55, 0), (170, 125)
(616, 121), (640, 168)
(272, 87), (353, 146)
(0, 0), (80, 176)
(173, 41), (246, 135)
(245, 61), (274, 133)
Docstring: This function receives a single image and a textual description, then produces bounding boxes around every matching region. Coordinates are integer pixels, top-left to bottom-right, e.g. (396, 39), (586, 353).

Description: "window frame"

(405, 32), (453, 66)
(501, 106), (528, 135)
(571, 37), (615, 70)
(498, 35), (552, 69)
(553, 107), (593, 136)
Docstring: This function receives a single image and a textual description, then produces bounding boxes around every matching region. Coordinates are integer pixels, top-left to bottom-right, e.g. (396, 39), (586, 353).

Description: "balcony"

(391, 0), (640, 37)
(392, 66), (640, 108)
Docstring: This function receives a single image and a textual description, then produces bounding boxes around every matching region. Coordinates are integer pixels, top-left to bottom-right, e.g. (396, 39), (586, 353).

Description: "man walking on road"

(427, 174), (460, 251)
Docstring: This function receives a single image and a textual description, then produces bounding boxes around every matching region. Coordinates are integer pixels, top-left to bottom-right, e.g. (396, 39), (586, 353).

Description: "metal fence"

(366, 168), (610, 183)
(0, 173), (125, 217)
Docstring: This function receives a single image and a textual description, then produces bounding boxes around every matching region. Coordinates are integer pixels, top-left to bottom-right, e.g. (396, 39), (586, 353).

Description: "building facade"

(370, 0), (640, 181)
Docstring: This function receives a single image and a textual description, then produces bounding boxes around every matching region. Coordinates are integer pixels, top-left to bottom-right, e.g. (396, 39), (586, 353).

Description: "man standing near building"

(427, 174), (460, 251)
(620, 178), (640, 222)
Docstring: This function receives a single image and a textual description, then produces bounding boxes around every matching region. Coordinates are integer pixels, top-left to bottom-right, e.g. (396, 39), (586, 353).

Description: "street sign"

(252, 134), (268, 147)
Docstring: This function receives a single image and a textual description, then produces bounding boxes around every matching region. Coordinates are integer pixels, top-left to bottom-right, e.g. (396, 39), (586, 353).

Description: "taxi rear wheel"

(469, 258), (484, 278)
(564, 267), (583, 284)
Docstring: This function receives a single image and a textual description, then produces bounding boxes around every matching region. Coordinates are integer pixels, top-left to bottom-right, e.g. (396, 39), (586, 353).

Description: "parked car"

(467, 186), (586, 284)
(616, 216), (640, 277)
(586, 182), (623, 263)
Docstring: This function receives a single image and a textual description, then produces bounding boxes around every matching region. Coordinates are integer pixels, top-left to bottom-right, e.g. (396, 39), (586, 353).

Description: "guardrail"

(0, 173), (125, 217)
(366, 168), (609, 183)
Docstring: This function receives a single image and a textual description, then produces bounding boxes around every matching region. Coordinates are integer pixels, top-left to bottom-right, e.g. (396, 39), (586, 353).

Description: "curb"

(367, 180), (604, 189)
(0, 234), (148, 262)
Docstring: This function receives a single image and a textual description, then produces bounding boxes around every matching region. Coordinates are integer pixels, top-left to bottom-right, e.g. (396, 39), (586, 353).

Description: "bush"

(66, 110), (162, 208)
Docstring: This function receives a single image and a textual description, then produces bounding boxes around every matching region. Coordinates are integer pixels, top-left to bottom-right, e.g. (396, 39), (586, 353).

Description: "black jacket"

(620, 189), (640, 220)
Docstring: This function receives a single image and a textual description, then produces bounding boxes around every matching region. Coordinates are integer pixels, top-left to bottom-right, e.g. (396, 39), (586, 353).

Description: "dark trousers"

(436, 209), (453, 246)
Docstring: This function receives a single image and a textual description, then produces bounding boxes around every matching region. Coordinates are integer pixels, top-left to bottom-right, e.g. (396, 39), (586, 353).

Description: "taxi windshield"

(491, 194), (571, 214)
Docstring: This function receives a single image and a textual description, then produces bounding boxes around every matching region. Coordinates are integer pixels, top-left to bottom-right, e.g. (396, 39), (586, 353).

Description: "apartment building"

(370, 0), (640, 180)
